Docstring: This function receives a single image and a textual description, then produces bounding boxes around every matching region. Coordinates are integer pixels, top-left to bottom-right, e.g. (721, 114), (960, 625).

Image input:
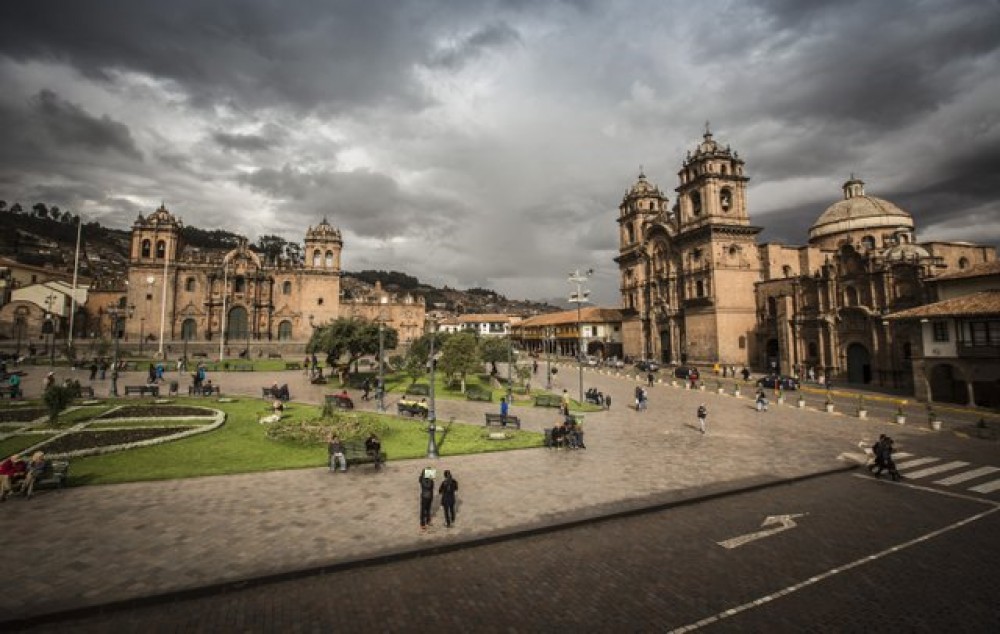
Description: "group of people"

(419, 467), (459, 529)
(584, 388), (610, 409)
(549, 415), (585, 449)
(0, 451), (49, 501)
(327, 433), (384, 473)
(868, 434), (901, 481)
(711, 364), (751, 381)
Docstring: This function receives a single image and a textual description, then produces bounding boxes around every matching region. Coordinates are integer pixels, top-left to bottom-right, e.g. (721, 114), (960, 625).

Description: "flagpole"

(68, 214), (82, 350)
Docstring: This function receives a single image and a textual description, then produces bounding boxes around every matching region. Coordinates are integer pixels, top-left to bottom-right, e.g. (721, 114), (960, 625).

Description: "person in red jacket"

(0, 454), (27, 501)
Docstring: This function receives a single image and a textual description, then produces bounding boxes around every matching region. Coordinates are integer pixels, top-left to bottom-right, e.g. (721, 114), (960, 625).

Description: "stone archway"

(846, 343), (871, 384)
(929, 363), (967, 404)
(765, 339), (780, 374)
(227, 306), (248, 340)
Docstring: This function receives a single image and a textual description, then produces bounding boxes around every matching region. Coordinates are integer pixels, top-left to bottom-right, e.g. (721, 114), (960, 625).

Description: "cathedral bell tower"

(672, 126), (761, 365)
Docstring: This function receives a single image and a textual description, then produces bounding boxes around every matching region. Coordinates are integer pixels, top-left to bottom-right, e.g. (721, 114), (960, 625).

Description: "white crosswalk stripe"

(969, 479), (1000, 494)
(902, 461), (969, 479)
(935, 466), (1000, 486)
(895, 457), (939, 470)
(893, 452), (914, 460)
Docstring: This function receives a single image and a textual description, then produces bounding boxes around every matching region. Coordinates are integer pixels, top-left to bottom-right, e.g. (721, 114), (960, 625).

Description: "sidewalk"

(0, 366), (915, 626)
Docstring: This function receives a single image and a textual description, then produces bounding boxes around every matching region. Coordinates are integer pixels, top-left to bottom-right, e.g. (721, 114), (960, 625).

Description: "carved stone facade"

(618, 129), (998, 393)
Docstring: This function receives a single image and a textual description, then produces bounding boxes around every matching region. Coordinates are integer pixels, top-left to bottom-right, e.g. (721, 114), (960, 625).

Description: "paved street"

(2, 363), (998, 631)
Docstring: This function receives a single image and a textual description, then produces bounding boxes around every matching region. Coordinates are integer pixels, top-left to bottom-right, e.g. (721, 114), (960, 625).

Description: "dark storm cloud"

(212, 130), (276, 153)
(31, 90), (143, 160)
(426, 22), (522, 69)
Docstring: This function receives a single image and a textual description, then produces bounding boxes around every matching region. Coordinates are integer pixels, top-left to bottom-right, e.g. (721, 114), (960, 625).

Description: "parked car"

(674, 366), (700, 380)
(635, 359), (660, 372)
(756, 375), (800, 391)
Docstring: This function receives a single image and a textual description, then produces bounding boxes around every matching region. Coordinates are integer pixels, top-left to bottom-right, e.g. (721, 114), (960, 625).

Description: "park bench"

(124, 385), (159, 397)
(77, 385), (95, 398)
(338, 441), (386, 472)
(191, 352), (209, 359)
(268, 352), (283, 359)
(325, 394), (355, 410)
(534, 394), (563, 408)
(12, 460), (71, 494)
(465, 387), (493, 402)
(405, 384), (430, 397)
(0, 385), (21, 399)
(189, 384), (221, 396)
(544, 426), (585, 449)
(484, 413), (521, 429)
(284, 362), (302, 370)
(397, 400), (429, 418)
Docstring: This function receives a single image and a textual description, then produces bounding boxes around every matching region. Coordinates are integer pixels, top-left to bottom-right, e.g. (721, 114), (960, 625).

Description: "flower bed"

(0, 408), (47, 423)
(95, 405), (216, 419)
(37, 428), (195, 453)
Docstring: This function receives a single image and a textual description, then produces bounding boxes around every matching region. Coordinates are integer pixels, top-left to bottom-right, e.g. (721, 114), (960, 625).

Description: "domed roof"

(883, 242), (931, 262)
(808, 179), (913, 244)
(306, 217), (342, 242)
(626, 169), (662, 198)
(135, 203), (182, 228)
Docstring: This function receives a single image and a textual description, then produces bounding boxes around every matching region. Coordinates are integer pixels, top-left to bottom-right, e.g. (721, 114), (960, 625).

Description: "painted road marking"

(903, 461), (969, 479)
(717, 514), (806, 549)
(893, 452), (914, 460)
(969, 479), (1000, 494)
(895, 457), (939, 470)
(935, 466), (1000, 486)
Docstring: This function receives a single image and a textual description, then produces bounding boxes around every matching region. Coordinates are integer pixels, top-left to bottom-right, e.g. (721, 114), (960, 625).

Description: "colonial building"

(512, 307), (623, 360)
(81, 204), (423, 355)
(618, 128), (997, 398)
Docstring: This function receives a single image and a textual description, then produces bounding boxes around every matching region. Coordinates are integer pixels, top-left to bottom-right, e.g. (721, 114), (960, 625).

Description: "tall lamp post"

(506, 336), (514, 402)
(139, 317), (146, 357)
(43, 293), (57, 366)
(426, 317), (438, 459)
(377, 313), (386, 412)
(108, 303), (135, 397)
(568, 268), (593, 404)
(545, 326), (553, 389)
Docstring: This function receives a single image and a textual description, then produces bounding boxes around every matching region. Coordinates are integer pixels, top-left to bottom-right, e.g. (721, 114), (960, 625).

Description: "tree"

(307, 318), (398, 376)
(61, 210), (73, 223)
(403, 331), (447, 385)
(284, 241), (303, 265)
(480, 336), (513, 365)
(10, 202), (22, 214)
(32, 202), (48, 219)
(255, 234), (288, 266)
(0, 200), (6, 212)
(49, 205), (60, 220)
(439, 331), (481, 393)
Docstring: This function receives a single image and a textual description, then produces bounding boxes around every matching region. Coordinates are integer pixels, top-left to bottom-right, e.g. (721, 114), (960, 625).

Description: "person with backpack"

(419, 467), (435, 530)
(868, 434), (887, 473)
(438, 470), (459, 528)
(697, 403), (708, 434)
(873, 435), (900, 481)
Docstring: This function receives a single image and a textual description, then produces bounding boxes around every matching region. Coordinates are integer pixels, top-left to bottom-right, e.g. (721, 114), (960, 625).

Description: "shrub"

(43, 384), (76, 424)
(266, 411), (390, 445)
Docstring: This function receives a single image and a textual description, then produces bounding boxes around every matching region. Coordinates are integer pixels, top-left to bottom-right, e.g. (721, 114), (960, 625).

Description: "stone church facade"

(92, 205), (423, 355)
(617, 128), (996, 392)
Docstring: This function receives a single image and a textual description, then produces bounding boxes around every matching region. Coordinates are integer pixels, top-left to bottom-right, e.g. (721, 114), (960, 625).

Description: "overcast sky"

(1, 0), (998, 305)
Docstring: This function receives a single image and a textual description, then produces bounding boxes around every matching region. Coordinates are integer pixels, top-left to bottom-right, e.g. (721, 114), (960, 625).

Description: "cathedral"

(616, 127), (996, 392)
(93, 204), (424, 355)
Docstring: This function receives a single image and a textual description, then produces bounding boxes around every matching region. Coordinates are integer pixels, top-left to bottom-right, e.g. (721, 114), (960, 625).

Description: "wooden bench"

(325, 394), (355, 410)
(534, 394), (563, 408)
(268, 352), (283, 359)
(189, 385), (221, 396)
(35, 460), (70, 490)
(0, 385), (21, 399)
(284, 362), (302, 370)
(124, 385), (159, 397)
(77, 385), (95, 398)
(339, 442), (386, 471)
(466, 387), (493, 402)
(484, 413), (521, 429)
(397, 400), (429, 418)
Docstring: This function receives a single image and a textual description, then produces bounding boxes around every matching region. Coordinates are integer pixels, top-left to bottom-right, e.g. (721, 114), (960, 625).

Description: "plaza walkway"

(0, 363), (944, 626)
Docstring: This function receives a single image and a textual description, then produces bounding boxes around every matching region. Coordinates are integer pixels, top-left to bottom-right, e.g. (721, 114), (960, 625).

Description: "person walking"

(89, 362), (98, 381)
(697, 403), (708, 434)
(439, 470), (459, 527)
(604, 394), (611, 410)
(500, 396), (510, 427)
(873, 436), (900, 481)
(868, 434), (887, 473)
(647, 372), (655, 387)
(561, 389), (571, 416)
(419, 467), (435, 530)
(328, 434), (346, 472)
(755, 389), (769, 413)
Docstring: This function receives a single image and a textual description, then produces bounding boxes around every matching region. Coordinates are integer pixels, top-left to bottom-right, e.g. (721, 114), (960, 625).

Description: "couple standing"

(419, 468), (459, 530)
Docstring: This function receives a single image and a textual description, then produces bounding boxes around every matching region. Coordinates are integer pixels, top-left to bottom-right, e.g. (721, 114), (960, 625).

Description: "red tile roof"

(886, 290), (1000, 320)
(933, 260), (1000, 281)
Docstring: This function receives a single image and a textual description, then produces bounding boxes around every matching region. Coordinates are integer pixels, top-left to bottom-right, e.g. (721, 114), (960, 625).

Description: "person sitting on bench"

(276, 383), (290, 401)
(21, 451), (48, 500)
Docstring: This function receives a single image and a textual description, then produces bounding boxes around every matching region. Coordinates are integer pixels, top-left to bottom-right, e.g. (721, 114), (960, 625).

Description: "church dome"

(135, 203), (182, 228)
(306, 217), (342, 242)
(808, 178), (913, 245)
(627, 170), (661, 198)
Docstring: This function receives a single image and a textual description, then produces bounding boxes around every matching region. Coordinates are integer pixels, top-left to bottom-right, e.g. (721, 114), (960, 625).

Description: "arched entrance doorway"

(929, 364), (967, 404)
(659, 330), (672, 364)
(765, 339), (779, 374)
(846, 343), (871, 384)
(227, 306), (248, 341)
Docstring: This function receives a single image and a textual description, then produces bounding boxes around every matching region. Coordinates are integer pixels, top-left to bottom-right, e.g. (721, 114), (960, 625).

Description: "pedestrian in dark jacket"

(419, 468), (435, 529)
(439, 470), (459, 527)
(874, 436), (900, 481)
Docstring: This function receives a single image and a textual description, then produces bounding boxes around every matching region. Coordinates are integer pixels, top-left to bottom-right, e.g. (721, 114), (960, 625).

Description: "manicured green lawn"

(60, 397), (543, 486)
(0, 434), (56, 457)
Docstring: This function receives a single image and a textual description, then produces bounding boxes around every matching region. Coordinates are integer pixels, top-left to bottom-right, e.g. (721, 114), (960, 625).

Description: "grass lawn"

(0, 434), (56, 457)
(87, 418), (216, 429)
(61, 397), (543, 486)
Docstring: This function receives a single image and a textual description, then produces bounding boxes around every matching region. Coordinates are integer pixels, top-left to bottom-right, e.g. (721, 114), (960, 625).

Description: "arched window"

(278, 320), (293, 340)
(767, 296), (777, 316)
(181, 318), (197, 341)
(861, 235), (876, 250)
(690, 191), (702, 215)
(720, 188), (732, 212)
(958, 257), (969, 270)
(185, 277), (196, 292)
(312, 250), (321, 267)
(738, 335), (746, 349)
(627, 224), (635, 243)
(282, 280), (292, 295)
(156, 240), (166, 259)
(141, 239), (151, 258)
(234, 276), (246, 293)
(325, 250), (334, 268)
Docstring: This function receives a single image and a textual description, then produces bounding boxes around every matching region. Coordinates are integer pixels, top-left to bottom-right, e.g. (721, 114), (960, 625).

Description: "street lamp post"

(506, 337), (513, 402)
(377, 317), (385, 412)
(426, 319), (438, 459)
(568, 269), (593, 404)
(108, 303), (135, 397)
(139, 317), (145, 357)
(546, 327), (553, 389)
